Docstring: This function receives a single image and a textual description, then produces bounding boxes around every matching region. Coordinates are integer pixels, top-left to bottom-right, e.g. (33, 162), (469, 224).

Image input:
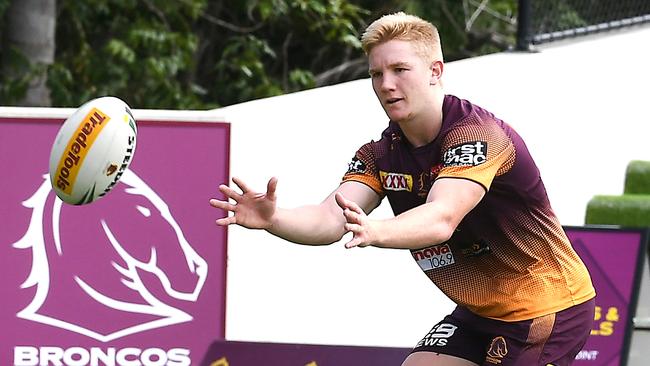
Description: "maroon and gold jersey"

(342, 95), (595, 321)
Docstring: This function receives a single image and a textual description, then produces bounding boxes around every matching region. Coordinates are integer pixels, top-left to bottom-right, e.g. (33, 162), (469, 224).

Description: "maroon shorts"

(411, 298), (595, 365)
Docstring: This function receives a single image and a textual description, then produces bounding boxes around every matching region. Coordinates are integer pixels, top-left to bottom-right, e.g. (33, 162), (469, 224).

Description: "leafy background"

(0, 0), (534, 109)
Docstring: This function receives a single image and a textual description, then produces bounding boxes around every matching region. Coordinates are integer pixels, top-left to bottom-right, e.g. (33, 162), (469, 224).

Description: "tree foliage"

(1, 0), (521, 109)
(48, 0), (209, 108)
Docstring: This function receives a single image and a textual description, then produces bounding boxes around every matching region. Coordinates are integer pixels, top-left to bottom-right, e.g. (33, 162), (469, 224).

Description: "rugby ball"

(49, 96), (137, 205)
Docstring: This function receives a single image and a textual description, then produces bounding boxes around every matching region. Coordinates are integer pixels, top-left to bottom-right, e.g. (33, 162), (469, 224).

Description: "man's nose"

(379, 74), (396, 91)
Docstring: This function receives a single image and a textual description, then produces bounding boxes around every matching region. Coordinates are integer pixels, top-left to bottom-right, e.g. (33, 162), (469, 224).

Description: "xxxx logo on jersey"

(379, 171), (413, 192)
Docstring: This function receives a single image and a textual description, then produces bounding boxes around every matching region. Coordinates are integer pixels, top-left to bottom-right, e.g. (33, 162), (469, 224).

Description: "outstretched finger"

(215, 216), (237, 226)
(342, 208), (361, 225)
(336, 193), (364, 216)
(335, 192), (352, 210)
(344, 222), (363, 233)
(209, 198), (237, 212)
(265, 177), (278, 201)
(232, 177), (253, 194)
(219, 184), (243, 201)
(345, 199), (364, 215)
(344, 237), (362, 249)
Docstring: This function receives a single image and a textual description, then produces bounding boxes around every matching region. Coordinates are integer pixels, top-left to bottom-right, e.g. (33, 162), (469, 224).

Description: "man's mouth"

(386, 98), (402, 105)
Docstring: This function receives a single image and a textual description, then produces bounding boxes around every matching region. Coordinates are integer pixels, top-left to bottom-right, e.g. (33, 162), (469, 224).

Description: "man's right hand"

(209, 176), (278, 230)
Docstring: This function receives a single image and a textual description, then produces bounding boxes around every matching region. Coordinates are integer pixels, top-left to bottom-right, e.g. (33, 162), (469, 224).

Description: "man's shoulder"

(444, 93), (503, 119)
(442, 95), (507, 136)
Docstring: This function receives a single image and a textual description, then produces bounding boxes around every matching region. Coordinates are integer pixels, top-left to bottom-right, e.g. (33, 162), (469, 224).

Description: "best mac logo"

(12, 170), (208, 342)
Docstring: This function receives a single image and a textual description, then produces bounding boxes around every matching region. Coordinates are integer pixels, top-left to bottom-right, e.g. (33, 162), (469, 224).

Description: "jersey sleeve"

(341, 142), (384, 194)
(437, 119), (515, 190)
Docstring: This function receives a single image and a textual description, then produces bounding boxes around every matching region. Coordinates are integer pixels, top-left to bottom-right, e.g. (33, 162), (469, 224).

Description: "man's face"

(368, 40), (433, 123)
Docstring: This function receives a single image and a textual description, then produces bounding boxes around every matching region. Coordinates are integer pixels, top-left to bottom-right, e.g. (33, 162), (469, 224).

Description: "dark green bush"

(586, 195), (650, 227)
(624, 160), (650, 195)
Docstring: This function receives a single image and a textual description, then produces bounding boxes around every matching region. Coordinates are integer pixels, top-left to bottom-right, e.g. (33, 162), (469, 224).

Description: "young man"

(210, 12), (596, 366)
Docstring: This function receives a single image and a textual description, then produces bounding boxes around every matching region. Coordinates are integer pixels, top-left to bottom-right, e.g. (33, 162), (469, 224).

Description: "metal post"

(516, 0), (533, 51)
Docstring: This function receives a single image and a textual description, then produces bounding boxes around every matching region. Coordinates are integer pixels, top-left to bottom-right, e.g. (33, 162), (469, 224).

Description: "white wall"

(218, 25), (650, 348)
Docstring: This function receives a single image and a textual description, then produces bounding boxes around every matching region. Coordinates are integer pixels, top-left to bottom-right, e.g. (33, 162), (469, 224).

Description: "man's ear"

(429, 60), (444, 85)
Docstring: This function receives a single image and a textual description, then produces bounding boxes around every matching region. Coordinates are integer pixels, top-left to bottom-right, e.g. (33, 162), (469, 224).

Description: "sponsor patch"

(415, 323), (458, 348)
(379, 171), (413, 192)
(411, 243), (455, 271)
(443, 141), (487, 167)
(346, 157), (367, 174)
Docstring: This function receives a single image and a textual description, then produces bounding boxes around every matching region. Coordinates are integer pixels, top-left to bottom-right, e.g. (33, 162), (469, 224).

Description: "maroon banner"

(199, 340), (410, 366)
(566, 226), (648, 366)
(0, 116), (229, 366)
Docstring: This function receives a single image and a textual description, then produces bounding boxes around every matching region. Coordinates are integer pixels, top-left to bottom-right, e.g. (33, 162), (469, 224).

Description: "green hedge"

(585, 194), (650, 227)
(585, 160), (650, 227)
(624, 160), (650, 194)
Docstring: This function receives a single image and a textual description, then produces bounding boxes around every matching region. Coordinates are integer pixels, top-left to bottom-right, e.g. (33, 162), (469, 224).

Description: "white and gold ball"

(49, 96), (137, 205)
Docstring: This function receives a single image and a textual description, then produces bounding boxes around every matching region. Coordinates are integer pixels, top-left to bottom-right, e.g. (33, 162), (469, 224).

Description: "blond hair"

(361, 12), (443, 63)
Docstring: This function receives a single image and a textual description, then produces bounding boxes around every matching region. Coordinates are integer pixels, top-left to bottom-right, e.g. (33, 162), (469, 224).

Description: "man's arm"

(269, 181), (380, 245)
(336, 177), (484, 249)
(210, 177), (381, 245)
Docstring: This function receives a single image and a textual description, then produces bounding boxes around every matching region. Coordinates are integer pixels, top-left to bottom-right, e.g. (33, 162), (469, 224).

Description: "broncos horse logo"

(487, 336), (508, 361)
(13, 170), (208, 342)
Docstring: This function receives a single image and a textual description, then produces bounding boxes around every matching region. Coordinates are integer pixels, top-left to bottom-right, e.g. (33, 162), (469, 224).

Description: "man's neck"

(397, 93), (445, 148)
